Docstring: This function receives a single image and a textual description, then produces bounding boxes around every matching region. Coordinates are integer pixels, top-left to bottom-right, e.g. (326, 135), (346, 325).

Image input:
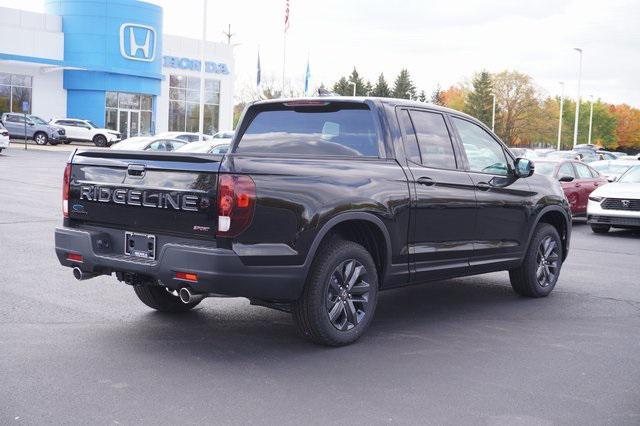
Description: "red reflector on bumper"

(66, 253), (83, 263)
(175, 272), (198, 282)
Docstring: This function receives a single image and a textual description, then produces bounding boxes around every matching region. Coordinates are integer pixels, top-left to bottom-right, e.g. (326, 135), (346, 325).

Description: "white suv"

(50, 119), (121, 147)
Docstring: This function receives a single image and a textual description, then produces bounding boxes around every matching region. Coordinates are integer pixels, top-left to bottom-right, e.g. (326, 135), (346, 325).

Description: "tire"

(591, 224), (610, 234)
(292, 238), (379, 346)
(133, 283), (201, 313)
(509, 223), (563, 298)
(33, 132), (48, 145)
(63, 140), (71, 144)
(93, 134), (108, 147)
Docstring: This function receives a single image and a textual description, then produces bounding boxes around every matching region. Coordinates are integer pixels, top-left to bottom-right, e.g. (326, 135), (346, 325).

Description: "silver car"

(1, 113), (66, 145)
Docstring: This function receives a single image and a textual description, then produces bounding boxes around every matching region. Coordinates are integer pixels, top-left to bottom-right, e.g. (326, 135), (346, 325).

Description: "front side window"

(452, 117), (509, 176)
(408, 110), (457, 169)
(574, 163), (593, 179)
(558, 163), (576, 178)
(236, 103), (380, 157)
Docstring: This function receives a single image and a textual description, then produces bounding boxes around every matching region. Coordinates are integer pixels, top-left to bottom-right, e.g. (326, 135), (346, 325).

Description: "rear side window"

(236, 103), (380, 157)
(408, 110), (457, 169)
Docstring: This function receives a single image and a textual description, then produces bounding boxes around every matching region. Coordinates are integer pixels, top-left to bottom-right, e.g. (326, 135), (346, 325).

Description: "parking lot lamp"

(572, 47), (583, 147)
(557, 82), (564, 151)
(348, 81), (356, 96)
(198, 0), (208, 142)
(588, 95), (594, 145)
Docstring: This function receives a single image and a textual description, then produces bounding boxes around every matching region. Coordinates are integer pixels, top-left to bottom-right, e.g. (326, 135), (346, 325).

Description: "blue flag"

(256, 50), (261, 87)
(304, 58), (310, 95)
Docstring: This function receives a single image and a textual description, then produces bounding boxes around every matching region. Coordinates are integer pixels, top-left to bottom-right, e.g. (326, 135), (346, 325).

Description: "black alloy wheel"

(326, 259), (371, 331)
(536, 236), (560, 288)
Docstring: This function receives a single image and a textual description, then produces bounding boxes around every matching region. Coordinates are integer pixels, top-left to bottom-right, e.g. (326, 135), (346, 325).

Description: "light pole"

(588, 95), (594, 145)
(348, 81), (356, 97)
(491, 94), (496, 132)
(557, 82), (564, 151)
(572, 47), (583, 147)
(197, 0), (208, 141)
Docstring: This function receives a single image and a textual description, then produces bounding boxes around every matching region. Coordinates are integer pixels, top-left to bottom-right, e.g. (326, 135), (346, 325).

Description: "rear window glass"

(236, 103), (380, 157)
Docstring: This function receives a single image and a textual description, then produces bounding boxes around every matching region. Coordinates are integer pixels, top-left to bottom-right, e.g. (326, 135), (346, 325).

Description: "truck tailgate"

(68, 150), (221, 238)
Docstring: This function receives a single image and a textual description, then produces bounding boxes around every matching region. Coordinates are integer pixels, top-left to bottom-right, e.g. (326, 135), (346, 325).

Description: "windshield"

(30, 116), (48, 125)
(534, 162), (556, 176)
(592, 162), (635, 175)
(111, 137), (151, 150)
(618, 166), (640, 183)
(86, 121), (98, 128)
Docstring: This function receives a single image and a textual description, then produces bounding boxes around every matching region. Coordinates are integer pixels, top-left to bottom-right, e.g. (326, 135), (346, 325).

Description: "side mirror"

(559, 175), (575, 182)
(607, 176), (617, 182)
(514, 157), (534, 178)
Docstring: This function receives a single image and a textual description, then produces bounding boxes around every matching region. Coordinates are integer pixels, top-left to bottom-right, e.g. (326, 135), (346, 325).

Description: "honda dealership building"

(0, 0), (235, 138)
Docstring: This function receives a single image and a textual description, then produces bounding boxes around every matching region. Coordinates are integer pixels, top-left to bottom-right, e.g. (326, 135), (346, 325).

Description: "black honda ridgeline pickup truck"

(55, 98), (571, 346)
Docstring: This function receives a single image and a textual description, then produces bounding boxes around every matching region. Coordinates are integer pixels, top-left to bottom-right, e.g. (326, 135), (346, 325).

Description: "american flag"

(284, 0), (290, 32)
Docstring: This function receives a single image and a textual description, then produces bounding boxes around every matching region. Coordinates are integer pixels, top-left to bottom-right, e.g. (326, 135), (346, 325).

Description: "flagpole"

(282, 31), (287, 97)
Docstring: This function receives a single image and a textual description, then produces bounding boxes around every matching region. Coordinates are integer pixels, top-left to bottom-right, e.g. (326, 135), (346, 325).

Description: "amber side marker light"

(175, 272), (198, 282)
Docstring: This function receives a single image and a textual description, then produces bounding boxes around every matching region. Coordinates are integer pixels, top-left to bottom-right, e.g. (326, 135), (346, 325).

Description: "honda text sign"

(119, 23), (157, 62)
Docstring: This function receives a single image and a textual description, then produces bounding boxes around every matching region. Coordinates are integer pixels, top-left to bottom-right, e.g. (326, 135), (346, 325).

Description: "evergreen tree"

(371, 73), (391, 97)
(431, 84), (445, 106)
(364, 81), (373, 96)
(418, 90), (427, 102)
(464, 70), (494, 127)
(332, 77), (351, 96)
(392, 69), (416, 99)
(347, 68), (367, 96)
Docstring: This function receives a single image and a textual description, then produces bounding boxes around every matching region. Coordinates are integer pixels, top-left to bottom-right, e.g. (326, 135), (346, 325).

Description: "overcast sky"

(4, 0), (640, 105)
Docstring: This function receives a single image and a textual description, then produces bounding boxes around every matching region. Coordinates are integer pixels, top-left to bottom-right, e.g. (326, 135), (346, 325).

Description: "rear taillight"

(216, 174), (256, 237)
(62, 163), (71, 217)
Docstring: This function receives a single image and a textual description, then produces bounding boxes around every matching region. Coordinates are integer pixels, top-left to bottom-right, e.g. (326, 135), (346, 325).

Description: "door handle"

(417, 177), (435, 186)
(476, 182), (491, 191)
(575, 183), (581, 188)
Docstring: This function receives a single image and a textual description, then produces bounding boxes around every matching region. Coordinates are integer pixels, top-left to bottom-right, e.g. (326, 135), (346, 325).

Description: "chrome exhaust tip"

(179, 287), (205, 304)
(73, 267), (99, 281)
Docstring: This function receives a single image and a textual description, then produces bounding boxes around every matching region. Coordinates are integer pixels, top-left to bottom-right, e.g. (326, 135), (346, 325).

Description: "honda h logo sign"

(119, 23), (157, 62)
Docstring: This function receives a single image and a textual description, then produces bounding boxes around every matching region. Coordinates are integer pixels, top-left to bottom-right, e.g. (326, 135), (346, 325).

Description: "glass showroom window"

(105, 92), (153, 137)
(0, 73), (32, 115)
(169, 75), (220, 135)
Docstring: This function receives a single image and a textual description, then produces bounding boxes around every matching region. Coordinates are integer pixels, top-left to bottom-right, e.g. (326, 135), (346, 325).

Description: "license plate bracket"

(124, 232), (156, 260)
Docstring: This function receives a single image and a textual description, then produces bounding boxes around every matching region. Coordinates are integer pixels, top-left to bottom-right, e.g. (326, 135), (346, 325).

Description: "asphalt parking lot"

(1, 146), (639, 425)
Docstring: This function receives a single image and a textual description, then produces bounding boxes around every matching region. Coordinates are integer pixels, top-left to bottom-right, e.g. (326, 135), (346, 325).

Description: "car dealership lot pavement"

(1, 147), (639, 425)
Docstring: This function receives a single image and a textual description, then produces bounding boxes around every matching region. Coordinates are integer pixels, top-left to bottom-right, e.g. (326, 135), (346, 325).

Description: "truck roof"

(250, 96), (478, 122)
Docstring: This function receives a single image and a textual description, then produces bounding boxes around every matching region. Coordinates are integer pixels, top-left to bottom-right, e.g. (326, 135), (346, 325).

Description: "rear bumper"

(54, 226), (306, 301)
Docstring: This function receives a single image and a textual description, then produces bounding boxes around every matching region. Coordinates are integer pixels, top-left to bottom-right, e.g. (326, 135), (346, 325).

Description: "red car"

(535, 159), (608, 217)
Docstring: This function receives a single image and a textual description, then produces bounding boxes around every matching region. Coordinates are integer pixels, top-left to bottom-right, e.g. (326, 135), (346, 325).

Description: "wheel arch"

(528, 206), (571, 260)
(303, 212), (393, 287)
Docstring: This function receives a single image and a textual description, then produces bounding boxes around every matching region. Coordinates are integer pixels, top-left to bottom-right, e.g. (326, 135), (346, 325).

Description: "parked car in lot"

(153, 131), (211, 142)
(534, 148), (556, 157)
(55, 97), (572, 346)
(1, 113), (66, 145)
(50, 118), (121, 147)
(174, 140), (230, 154)
(510, 147), (539, 159)
(546, 150), (583, 161)
(110, 136), (187, 152)
(212, 130), (234, 140)
(0, 123), (9, 152)
(590, 159), (638, 182)
(535, 159), (607, 217)
(588, 164), (640, 233)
